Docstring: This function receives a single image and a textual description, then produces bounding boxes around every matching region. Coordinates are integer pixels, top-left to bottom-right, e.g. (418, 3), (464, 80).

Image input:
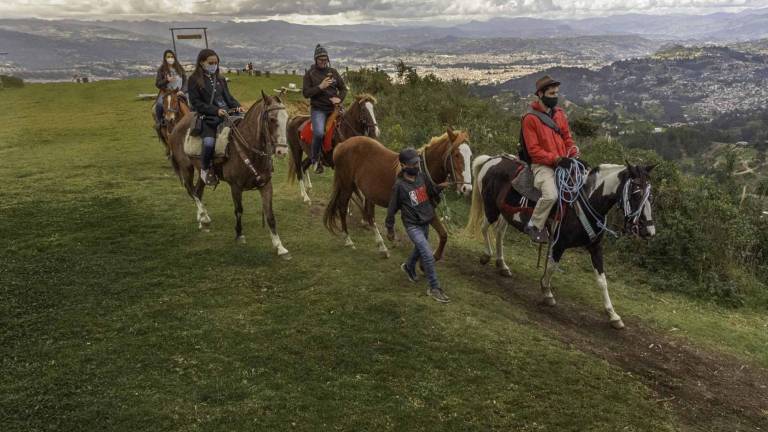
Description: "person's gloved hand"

(556, 157), (574, 169)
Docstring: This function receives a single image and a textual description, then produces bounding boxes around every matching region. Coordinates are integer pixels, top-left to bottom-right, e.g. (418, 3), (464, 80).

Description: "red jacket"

(522, 101), (578, 167)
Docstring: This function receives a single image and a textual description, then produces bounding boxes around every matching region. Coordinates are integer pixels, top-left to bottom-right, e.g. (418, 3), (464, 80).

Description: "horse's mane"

(419, 130), (468, 153)
(355, 93), (377, 104)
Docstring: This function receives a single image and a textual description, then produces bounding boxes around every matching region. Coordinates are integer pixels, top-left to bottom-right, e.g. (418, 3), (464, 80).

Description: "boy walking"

(385, 148), (450, 303)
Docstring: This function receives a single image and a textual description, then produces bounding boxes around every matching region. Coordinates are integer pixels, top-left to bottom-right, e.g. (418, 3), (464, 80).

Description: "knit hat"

(398, 148), (420, 165)
(314, 44), (329, 60)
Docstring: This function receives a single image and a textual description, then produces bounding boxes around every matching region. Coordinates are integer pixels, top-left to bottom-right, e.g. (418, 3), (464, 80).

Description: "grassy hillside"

(1, 76), (766, 431)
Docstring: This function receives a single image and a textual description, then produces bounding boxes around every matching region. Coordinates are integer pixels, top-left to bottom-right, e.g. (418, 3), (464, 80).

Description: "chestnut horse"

(166, 91), (292, 259)
(154, 90), (190, 158)
(323, 128), (472, 259)
(286, 94), (380, 204)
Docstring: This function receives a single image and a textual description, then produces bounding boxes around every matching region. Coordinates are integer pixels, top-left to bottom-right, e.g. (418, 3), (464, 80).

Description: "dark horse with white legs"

(167, 91), (292, 259)
(324, 128), (473, 260)
(467, 155), (655, 329)
(286, 94), (380, 204)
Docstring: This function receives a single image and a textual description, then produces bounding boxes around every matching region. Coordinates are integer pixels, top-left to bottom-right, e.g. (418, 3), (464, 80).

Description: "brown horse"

(167, 91), (292, 259)
(323, 128), (473, 259)
(286, 94), (380, 204)
(154, 90), (190, 157)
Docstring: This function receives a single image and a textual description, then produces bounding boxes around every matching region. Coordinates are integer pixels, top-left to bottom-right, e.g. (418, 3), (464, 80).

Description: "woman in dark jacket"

(154, 49), (187, 128)
(187, 48), (244, 185)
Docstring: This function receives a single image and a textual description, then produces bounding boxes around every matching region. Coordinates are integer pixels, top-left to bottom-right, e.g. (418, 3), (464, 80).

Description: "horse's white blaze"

(596, 271), (621, 322)
(276, 110), (289, 146)
(364, 102), (379, 138)
(270, 232), (289, 256)
(458, 143), (473, 195)
(643, 200), (655, 236)
(593, 164), (625, 197)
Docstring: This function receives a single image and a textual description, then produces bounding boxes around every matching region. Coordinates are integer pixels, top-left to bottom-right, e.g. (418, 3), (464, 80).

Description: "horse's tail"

(323, 171), (353, 234)
(466, 154), (492, 236)
(286, 118), (304, 185)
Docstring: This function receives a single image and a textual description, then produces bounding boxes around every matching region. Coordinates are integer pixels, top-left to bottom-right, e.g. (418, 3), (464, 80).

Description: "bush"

(0, 75), (24, 89)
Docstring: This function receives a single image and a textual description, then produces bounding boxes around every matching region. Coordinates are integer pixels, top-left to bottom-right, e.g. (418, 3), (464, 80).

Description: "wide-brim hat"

(536, 75), (561, 93)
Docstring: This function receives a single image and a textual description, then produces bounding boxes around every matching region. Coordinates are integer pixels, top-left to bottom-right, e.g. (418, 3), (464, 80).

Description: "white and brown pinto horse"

(167, 91), (292, 259)
(324, 128), (473, 260)
(286, 94), (380, 205)
(467, 156), (655, 329)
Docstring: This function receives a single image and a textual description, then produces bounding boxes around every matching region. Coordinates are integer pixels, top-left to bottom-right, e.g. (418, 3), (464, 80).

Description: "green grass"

(0, 76), (763, 431)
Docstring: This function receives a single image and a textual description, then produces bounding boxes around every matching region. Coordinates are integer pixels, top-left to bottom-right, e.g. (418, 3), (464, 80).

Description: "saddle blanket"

(184, 125), (230, 158)
(299, 112), (338, 152)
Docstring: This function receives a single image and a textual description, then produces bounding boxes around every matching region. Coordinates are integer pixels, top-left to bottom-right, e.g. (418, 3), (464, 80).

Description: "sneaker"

(401, 263), (418, 282)
(427, 287), (450, 303)
(524, 224), (549, 244)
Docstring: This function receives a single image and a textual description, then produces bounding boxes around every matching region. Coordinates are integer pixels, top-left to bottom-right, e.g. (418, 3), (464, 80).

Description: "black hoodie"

(385, 172), (444, 230)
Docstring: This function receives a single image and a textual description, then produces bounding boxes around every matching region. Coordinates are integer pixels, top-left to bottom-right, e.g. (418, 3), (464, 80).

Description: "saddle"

(183, 122), (231, 159)
(500, 154), (541, 202)
(299, 109), (339, 153)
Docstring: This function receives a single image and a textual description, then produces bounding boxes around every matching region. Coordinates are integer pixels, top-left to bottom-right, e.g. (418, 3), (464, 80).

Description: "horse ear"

(447, 126), (456, 142)
(261, 89), (268, 101)
(645, 163), (658, 173)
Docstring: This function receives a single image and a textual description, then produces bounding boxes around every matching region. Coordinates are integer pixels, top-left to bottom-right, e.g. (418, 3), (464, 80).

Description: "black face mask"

(403, 166), (419, 176)
(541, 95), (558, 109)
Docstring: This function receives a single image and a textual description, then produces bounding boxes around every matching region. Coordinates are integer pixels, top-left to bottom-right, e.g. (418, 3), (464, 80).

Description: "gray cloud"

(1, 0), (768, 21)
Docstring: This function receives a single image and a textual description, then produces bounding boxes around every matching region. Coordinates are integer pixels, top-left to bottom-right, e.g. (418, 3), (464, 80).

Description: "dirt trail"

(448, 249), (768, 431)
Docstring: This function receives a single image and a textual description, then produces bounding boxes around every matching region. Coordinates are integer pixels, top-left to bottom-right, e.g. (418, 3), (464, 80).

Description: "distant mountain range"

(478, 46), (768, 123)
(3, 9), (768, 79)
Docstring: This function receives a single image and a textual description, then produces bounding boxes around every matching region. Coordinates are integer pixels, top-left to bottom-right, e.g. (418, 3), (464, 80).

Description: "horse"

(154, 90), (190, 158)
(466, 155), (655, 329)
(323, 128), (473, 260)
(286, 94), (380, 205)
(167, 91), (292, 259)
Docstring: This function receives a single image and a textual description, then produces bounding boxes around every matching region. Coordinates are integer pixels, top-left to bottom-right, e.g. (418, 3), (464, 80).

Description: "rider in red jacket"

(521, 75), (580, 243)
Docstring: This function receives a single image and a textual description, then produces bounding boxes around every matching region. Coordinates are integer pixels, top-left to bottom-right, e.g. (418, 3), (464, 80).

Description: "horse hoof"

(610, 319), (625, 330)
(543, 297), (557, 307)
(380, 250), (390, 259)
(279, 252), (293, 261)
(498, 268), (512, 277)
(479, 254), (491, 265)
(199, 223), (211, 232)
(236, 235), (247, 245)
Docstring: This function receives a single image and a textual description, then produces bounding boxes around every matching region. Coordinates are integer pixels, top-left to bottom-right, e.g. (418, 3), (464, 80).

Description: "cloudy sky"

(3, 0), (768, 23)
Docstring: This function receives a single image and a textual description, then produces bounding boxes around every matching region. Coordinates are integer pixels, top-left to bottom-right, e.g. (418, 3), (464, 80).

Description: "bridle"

(223, 101), (288, 185)
(618, 177), (653, 235)
(338, 101), (378, 138)
(420, 138), (471, 192)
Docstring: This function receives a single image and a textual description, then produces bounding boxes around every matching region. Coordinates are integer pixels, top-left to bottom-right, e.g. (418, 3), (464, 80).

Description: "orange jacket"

(522, 101), (578, 167)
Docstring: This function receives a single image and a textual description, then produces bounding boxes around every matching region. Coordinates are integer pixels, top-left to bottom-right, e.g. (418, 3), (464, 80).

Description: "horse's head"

(445, 127), (473, 196)
(620, 162), (656, 238)
(163, 92), (180, 124)
(355, 94), (379, 139)
(258, 90), (289, 158)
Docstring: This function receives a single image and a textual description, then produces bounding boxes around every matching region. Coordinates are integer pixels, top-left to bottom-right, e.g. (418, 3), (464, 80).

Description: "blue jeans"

(201, 137), (215, 170)
(405, 224), (440, 290)
(310, 109), (329, 163)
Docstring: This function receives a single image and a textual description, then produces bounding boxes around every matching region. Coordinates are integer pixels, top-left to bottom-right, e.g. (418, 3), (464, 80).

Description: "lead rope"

(552, 159), (618, 250)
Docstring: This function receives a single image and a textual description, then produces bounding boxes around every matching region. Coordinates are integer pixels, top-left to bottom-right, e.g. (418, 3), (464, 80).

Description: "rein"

(223, 102), (287, 184)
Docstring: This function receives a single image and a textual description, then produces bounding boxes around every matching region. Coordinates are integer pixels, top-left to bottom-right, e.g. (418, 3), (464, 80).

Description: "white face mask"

(166, 58), (175, 65)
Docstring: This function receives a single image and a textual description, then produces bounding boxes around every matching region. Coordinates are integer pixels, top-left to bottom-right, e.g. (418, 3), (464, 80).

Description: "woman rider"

(154, 49), (187, 129)
(187, 48), (245, 185)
